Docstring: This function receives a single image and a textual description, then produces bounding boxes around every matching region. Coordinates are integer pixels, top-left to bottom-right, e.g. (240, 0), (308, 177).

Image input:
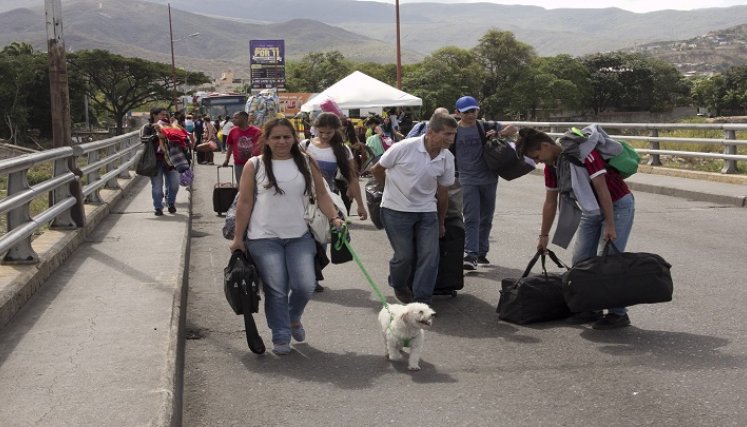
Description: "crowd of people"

(141, 93), (635, 355)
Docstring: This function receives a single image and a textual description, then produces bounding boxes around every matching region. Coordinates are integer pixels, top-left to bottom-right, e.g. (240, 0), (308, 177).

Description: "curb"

(626, 181), (746, 208)
(0, 174), (142, 330)
(156, 184), (193, 427)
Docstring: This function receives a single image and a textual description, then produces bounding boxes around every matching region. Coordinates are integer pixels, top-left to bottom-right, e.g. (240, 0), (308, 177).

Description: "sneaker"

(272, 342), (291, 355)
(463, 255), (478, 271)
(393, 287), (414, 304)
(168, 204), (176, 214)
(592, 313), (631, 330)
(291, 325), (306, 342)
(154, 208), (163, 216)
(565, 310), (603, 324)
(477, 256), (490, 265)
(314, 282), (324, 293)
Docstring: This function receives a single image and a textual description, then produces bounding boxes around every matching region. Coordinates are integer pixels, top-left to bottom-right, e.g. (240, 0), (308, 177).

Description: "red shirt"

(544, 149), (630, 202)
(226, 126), (262, 165)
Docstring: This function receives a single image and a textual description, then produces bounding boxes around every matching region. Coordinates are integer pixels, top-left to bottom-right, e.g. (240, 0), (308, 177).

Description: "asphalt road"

(183, 156), (746, 427)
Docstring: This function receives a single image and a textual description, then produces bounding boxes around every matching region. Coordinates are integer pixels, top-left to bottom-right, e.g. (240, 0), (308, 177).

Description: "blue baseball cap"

(455, 96), (479, 113)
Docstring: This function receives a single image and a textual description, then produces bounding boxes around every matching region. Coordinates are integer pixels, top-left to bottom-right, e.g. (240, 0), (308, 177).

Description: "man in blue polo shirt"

(453, 96), (517, 270)
(371, 112), (457, 305)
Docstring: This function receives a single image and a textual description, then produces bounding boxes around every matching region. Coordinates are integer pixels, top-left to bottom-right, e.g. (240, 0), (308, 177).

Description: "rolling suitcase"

(213, 165), (238, 216)
(433, 216), (465, 296)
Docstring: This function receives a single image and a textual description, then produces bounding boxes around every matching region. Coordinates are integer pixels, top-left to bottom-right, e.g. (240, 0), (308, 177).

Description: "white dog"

(378, 302), (436, 371)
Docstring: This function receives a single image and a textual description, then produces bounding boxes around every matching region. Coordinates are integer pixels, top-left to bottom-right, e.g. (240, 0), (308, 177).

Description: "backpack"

(559, 125), (640, 179)
(245, 93), (278, 126)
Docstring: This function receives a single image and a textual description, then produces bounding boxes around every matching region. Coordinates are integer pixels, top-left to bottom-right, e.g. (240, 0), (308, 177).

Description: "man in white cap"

(452, 96), (516, 270)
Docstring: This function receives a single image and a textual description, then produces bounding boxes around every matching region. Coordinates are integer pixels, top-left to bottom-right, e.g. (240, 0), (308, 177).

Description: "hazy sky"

(374, 0), (746, 14)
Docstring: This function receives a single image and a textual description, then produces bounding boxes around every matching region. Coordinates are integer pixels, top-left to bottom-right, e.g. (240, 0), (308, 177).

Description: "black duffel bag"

(483, 137), (535, 181)
(562, 241), (673, 313)
(497, 250), (573, 324)
(224, 250), (265, 354)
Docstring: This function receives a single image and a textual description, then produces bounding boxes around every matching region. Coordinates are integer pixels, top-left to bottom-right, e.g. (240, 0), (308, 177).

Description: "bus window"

(199, 95), (247, 119)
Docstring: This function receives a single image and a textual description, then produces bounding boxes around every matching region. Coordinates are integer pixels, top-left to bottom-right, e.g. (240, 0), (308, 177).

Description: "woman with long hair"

(229, 118), (344, 354)
(302, 112), (368, 292)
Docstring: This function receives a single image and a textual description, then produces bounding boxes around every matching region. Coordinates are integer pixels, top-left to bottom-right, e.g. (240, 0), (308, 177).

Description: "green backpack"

(568, 127), (640, 179)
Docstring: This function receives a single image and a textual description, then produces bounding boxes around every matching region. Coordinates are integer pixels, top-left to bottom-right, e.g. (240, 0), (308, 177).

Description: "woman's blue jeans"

(246, 232), (316, 345)
(381, 207), (440, 305)
(150, 161), (180, 209)
(462, 181), (498, 258)
(572, 193), (635, 315)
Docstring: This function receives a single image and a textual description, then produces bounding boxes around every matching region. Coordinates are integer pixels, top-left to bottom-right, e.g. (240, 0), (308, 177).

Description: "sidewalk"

(0, 161), (743, 426)
(0, 173), (191, 427)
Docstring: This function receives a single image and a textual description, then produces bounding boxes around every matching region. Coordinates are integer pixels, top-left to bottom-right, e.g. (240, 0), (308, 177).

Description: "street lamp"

(168, 3), (200, 110)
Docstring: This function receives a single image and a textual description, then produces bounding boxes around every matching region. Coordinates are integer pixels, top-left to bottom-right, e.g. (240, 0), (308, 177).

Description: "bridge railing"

(511, 121), (747, 174)
(0, 131), (141, 264)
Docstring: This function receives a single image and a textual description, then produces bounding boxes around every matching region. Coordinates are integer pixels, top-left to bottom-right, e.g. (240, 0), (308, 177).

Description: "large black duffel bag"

(497, 250), (573, 324)
(562, 241), (673, 312)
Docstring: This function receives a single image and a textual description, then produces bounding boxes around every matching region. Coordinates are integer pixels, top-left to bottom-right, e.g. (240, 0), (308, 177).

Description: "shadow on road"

(239, 344), (457, 387)
(580, 327), (745, 370)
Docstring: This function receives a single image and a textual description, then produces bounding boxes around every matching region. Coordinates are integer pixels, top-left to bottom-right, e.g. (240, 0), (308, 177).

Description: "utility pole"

(395, 0), (402, 90)
(45, 0), (85, 227)
(45, 0), (71, 149)
(168, 3), (178, 110)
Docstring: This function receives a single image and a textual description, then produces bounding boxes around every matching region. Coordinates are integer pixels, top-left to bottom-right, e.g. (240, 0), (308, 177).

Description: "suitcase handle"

(216, 165), (235, 186)
(521, 249), (568, 278)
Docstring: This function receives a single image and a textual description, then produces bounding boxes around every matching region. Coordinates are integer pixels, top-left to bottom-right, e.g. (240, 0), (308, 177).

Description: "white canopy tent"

(300, 71), (422, 114)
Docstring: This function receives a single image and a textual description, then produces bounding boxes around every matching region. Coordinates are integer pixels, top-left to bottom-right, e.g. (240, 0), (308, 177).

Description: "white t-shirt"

(378, 136), (455, 212)
(302, 140), (353, 186)
(247, 157), (309, 239)
(222, 120), (234, 136)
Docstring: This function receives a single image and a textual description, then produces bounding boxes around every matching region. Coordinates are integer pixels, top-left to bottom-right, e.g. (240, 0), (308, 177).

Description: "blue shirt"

(455, 124), (498, 185)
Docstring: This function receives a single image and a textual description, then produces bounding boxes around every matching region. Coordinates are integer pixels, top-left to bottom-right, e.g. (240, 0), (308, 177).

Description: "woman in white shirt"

(229, 118), (344, 355)
(302, 112), (368, 292)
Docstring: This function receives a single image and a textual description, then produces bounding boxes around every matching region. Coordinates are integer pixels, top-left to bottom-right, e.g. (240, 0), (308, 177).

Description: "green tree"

(285, 51), (351, 93)
(691, 75), (726, 116)
(68, 49), (209, 135)
(402, 46), (483, 116)
(582, 52), (687, 114)
(722, 65), (747, 114)
(472, 30), (535, 119)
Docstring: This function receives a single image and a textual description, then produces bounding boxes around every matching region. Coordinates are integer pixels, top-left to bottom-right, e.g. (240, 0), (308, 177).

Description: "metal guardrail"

(511, 121), (747, 174)
(0, 131), (141, 264)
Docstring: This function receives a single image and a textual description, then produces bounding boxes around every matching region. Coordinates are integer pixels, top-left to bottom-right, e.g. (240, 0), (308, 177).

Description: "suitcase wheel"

(450, 291), (457, 298)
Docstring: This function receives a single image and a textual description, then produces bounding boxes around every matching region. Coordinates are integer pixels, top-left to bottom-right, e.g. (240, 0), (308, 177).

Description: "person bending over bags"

(229, 118), (344, 355)
(515, 128), (635, 330)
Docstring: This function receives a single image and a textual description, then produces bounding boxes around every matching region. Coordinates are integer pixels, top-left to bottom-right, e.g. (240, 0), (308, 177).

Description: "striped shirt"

(545, 149), (630, 202)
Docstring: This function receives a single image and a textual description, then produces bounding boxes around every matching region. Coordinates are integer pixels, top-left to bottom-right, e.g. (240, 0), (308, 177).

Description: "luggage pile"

(497, 244), (673, 325)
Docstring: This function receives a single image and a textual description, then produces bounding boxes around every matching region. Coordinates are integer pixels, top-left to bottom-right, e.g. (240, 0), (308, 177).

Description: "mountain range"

(1, 0), (746, 79)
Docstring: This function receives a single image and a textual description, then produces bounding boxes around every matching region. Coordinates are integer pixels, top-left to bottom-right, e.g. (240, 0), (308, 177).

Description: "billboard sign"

(250, 39), (285, 90)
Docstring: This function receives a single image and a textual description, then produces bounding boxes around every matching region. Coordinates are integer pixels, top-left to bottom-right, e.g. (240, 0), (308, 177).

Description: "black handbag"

(330, 228), (353, 264)
(562, 241), (673, 312)
(497, 250), (572, 324)
(224, 250), (265, 354)
(136, 137), (158, 177)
